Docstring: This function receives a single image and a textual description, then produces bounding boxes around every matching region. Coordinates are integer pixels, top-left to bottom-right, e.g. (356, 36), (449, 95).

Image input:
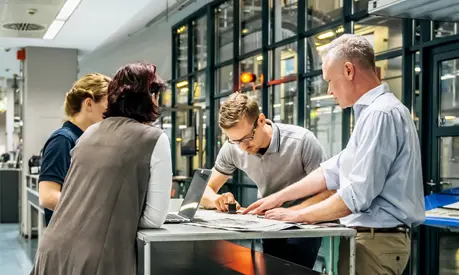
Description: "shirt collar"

(63, 121), (84, 137)
(353, 83), (389, 120)
(265, 120), (280, 154)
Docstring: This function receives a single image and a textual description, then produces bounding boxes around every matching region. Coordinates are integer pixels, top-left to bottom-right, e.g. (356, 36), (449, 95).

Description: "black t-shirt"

(39, 121), (83, 225)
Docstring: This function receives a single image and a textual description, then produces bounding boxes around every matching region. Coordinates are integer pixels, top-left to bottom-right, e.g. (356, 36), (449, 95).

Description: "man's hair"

(321, 34), (376, 70)
(219, 93), (260, 129)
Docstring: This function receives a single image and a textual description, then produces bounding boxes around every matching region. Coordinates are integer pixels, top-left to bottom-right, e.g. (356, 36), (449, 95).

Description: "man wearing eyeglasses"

(200, 92), (331, 268)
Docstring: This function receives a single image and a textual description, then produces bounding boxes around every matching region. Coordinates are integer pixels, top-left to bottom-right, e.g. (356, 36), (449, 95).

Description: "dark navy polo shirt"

(39, 121), (83, 225)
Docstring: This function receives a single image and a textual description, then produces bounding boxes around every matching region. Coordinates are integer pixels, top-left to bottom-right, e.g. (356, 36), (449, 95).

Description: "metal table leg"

(349, 236), (356, 275)
(27, 202), (31, 239)
(328, 236), (335, 275)
(144, 242), (151, 275)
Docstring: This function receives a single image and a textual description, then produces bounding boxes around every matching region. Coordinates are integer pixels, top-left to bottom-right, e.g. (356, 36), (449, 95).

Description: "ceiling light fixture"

(43, 20), (65, 40)
(43, 0), (82, 40)
(317, 31), (334, 40)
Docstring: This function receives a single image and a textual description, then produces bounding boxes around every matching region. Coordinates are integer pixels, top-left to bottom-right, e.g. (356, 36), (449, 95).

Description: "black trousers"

(262, 237), (322, 269)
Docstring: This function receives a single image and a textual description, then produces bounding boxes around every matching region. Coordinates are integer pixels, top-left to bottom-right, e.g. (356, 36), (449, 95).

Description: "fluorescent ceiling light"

(56, 0), (82, 21)
(317, 31), (334, 40)
(441, 74), (456, 80)
(43, 20), (65, 40)
(176, 81), (188, 88)
(43, 0), (82, 40)
(311, 95), (334, 101)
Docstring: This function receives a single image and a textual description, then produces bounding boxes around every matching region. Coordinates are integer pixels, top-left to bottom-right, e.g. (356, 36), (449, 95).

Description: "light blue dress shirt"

(321, 83), (425, 228)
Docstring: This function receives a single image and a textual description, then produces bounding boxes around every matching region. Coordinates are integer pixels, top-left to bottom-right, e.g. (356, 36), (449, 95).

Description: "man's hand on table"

(242, 193), (285, 215)
(265, 208), (302, 223)
(214, 192), (241, 212)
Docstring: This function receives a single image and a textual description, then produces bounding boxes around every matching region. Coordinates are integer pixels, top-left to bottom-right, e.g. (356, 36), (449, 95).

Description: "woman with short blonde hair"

(39, 73), (111, 226)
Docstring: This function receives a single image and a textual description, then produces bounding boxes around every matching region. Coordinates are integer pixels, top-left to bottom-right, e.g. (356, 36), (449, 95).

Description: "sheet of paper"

(189, 211), (338, 232)
(442, 201), (459, 210)
(190, 211), (300, 232)
(426, 207), (459, 219)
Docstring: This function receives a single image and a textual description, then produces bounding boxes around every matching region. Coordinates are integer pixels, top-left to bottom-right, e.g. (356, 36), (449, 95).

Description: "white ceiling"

(0, 0), (177, 79)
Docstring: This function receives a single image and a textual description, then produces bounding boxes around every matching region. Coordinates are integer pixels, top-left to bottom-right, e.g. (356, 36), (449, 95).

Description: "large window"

(271, 82), (297, 124)
(355, 16), (403, 54)
(216, 65), (233, 94)
(241, 0), (262, 54)
(168, 1), (459, 274)
(306, 25), (344, 72)
(376, 56), (402, 100)
(193, 17), (207, 71)
(308, 0), (343, 29)
(272, 0), (298, 42)
(306, 76), (342, 157)
(215, 96), (230, 156)
(273, 42), (298, 79)
(170, 0), (409, 169)
(176, 25), (188, 77)
(215, 1), (234, 63)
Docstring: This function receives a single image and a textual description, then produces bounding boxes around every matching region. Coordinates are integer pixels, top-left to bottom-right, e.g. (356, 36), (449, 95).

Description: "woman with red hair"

(31, 63), (172, 275)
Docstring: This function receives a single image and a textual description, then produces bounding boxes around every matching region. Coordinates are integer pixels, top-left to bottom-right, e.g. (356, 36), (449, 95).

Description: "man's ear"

(343, 62), (355, 81)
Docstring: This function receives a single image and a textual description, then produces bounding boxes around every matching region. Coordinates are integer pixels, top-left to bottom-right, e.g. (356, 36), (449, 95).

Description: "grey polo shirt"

(215, 120), (327, 201)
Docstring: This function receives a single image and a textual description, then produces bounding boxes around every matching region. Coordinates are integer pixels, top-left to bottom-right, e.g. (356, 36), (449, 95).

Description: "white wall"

(22, 47), (78, 235)
(78, 0), (210, 80)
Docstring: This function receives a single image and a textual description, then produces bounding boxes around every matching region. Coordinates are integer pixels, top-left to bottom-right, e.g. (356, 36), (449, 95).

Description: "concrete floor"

(0, 224), (36, 275)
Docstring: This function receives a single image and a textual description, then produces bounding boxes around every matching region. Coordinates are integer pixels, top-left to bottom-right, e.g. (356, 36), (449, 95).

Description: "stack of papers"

(189, 211), (330, 232)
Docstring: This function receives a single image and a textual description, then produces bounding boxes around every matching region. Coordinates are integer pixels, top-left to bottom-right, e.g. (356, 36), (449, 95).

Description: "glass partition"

(215, 1), (234, 63)
(192, 17), (207, 71)
(271, 81), (297, 124)
(241, 0), (262, 54)
(306, 76), (342, 157)
(176, 25), (188, 77)
(307, 0), (343, 30)
(375, 56), (402, 100)
(274, 42), (298, 80)
(215, 96), (230, 158)
(355, 16), (403, 54)
(439, 58), (459, 127)
(272, 0), (298, 42)
(306, 25), (344, 72)
(216, 65), (234, 95)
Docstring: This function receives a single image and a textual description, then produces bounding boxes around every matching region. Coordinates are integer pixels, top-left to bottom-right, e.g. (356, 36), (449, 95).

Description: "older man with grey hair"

(244, 34), (425, 274)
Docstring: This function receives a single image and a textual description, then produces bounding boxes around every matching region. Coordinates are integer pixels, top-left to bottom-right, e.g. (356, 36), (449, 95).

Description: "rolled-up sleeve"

(337, 111), (398, 213)
(320, 152), (342, 190)
(139, 133), (172, 228)
(214, 142), (236, 176)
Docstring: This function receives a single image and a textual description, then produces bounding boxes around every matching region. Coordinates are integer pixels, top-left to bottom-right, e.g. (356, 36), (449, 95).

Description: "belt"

(350, 226), (409, 233)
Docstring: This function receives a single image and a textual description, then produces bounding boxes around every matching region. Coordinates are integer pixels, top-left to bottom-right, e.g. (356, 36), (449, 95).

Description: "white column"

(21, 47), (78, 236)
(6, 86), (14, 152)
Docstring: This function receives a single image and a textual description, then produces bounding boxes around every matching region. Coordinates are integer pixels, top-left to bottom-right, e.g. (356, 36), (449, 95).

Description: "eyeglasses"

(228, 120), (257, 144)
